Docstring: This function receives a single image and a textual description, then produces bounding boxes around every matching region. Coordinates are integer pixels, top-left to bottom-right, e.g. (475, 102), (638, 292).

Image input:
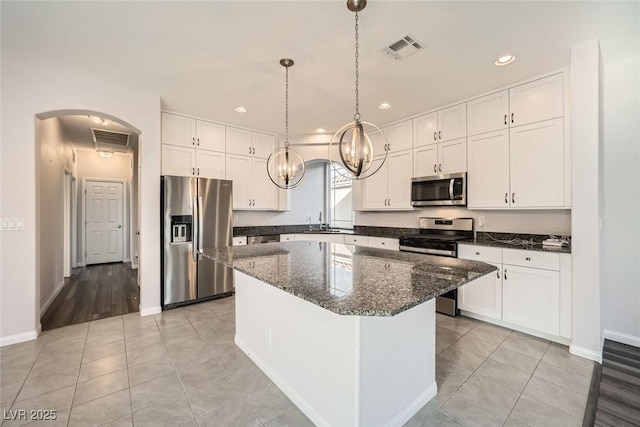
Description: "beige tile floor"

(0, 297), (594, 427)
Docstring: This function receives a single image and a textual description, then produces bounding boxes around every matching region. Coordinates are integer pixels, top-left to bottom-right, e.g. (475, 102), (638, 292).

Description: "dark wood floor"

(41, 262), (139, 331)
(584, 339), (640, 427)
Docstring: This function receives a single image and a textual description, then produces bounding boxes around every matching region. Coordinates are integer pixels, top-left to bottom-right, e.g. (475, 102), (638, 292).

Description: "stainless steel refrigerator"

(161, 176), (234, 309)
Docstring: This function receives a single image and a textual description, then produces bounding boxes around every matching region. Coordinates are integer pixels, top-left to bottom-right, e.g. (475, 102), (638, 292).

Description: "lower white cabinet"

(502, 265), (560, 335)
(280, 234), (295, 242)
(233, 236), (247, 246)
(293, 234), (345, 244)
(458, 262), (502, 321)
(458, 244), (569, 340)
(367, 237), (399, 251)
(360, 150), (413, 210)
(344, 235), (369, 246)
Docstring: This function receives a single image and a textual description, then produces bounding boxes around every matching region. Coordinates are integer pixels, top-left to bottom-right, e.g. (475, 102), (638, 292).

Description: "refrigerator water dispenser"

(171, 215), (192, 243)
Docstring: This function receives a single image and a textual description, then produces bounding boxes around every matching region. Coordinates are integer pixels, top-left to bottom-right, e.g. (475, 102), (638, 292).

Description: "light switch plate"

(0, 218), (26, 231)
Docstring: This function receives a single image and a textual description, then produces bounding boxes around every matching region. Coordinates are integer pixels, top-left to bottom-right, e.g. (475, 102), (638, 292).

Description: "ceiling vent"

(382, 34), (424, 60)
(91, 128), (130, 153)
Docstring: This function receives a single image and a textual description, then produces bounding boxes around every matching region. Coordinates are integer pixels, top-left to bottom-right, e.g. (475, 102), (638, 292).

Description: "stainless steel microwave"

(411, 172), (466, 207)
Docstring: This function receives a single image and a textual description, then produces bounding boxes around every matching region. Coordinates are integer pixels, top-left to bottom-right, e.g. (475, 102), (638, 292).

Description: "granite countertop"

(460, 232), (572, 254)
(202, 241), (496, 317)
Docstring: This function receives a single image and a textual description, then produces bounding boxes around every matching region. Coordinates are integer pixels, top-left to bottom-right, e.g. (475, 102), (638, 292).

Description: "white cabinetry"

(361, 150), (413, 210)
(458, 244), (570, 341)
(226, 127), (275, 158)
(367, 237), (399, 251)
(412, 106), (466, 178)
(386, 120), (413, 152)
(467, 74), (563, 136)
(233, 236), (247, 246)
(161, 113), (226, 179)
(467, 73), (568, 209)
(458, 246), (503, 320)
(344, 235), (369, 246)
(226, 154), (276, 210)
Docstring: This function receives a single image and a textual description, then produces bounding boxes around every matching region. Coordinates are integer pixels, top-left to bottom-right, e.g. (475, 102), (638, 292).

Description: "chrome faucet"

(319, 212), (327, 231)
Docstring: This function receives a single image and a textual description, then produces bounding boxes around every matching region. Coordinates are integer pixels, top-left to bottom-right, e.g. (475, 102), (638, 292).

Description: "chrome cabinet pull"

(197, 168), (200, 175)
(504, 269), (508, 280)
(388, 199), (391, 206)
(433, 132), (437, 141)
(504, 114), (507, 125)
(497, 269), (500, 279)
(512, 193), (515, 203)
(505, 193), (508, 204)
(253, 147), (256, 155)
(526, 257), (531, 261)
(249, 146), (251, 154)
(192, 167), (195, 175)
(475, 251), (480, 255)
(511, 113), (514, 124)
(197, 137), (200, 146)
(439, 164), (442, 172)
(192, 137), (195, 146)
(434, 164), (437, 173)
(438, 130), (442, 140)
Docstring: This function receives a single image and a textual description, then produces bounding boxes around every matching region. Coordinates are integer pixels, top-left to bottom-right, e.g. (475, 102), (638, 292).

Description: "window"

(329, 164), (354, 229)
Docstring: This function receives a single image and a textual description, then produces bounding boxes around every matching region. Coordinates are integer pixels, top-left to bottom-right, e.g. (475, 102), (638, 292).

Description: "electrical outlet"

(478, 216), (485, 228)
(371, 215), (376, 224)
(233, 215), (239, 222)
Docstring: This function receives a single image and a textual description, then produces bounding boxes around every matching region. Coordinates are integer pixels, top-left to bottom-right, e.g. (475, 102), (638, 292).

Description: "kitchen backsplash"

(355, 208), (571, 236)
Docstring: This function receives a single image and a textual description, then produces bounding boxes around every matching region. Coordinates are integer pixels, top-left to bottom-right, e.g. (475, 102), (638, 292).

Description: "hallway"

(41, 263), (139, 331)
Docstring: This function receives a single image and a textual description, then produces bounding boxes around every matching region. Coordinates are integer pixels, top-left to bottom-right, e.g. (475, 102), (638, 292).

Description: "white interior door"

(86, 180), (124, 265)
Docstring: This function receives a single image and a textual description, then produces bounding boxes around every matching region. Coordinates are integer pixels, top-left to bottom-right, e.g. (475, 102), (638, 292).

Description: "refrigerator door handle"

(192, 196), (199, 261)
(197, 196), (204, 255)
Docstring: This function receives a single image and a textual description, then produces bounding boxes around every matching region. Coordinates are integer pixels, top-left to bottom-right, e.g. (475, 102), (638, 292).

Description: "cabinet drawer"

(368, 237), (399, 250)
(344, 235), (369, 246)
(280, 234), (295, 242)
(458, 244), (502, 263)
(233, 236), (247, 246)
(503, 248), (559, 270)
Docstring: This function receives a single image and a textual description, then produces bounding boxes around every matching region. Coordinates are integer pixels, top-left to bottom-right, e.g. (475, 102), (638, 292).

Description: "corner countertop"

(202, 241), (496, 317)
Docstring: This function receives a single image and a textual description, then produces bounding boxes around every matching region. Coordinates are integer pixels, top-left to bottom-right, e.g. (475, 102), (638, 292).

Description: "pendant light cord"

(285, 64), (290, 148)
(354, 10), (360, 122)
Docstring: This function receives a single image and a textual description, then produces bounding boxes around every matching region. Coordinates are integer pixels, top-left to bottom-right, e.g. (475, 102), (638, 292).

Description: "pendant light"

(329, 0), (387, 180)
(267, 58), (306, 189)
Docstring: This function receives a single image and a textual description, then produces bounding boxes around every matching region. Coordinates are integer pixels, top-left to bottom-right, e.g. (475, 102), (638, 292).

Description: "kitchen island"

(203, 241), (496, 427)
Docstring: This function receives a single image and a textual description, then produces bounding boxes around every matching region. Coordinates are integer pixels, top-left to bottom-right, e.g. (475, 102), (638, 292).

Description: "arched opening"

(35, 109), (142, 330)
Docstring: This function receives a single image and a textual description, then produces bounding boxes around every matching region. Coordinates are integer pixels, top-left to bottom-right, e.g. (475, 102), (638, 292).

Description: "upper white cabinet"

(467, 130), (510, 208)
(360, 150), (413, 210)
(226, 127), (275, 158)
(467, 91), (509, 136)
(467, 74), (564, 136)
(509, 74), (563, 127)
(386, 120), (413, 152)
(413, 138), (467, 177)
(413, 104), (466, 147)
(161, 113), (226, 179)
(226, 154), (277, 210)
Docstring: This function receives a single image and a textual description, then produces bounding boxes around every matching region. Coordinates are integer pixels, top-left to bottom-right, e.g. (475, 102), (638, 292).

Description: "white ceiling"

(3, 1), (639, 136)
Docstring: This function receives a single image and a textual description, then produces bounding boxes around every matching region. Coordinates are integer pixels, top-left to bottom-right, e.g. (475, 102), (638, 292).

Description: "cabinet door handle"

(388, 199), (391, 206)
(526, 257), (531, 261)
(197, 137), (200, 146)
(439, 164), (442, 172)
(252, 147), (256, 155)
(475, 251), (480, 255)
(497, 269), (500, 279)
(434, 164), (437, 173)
(504, 114), (507, 125)
(512, 193), (515, 204)
(249, 198), (251, 206)
(438, 130), (442, 140)
(192, 167), (195, 175)
(505, 193), (508, 204)
(192, 137), (195, 146)
(197, 168), (200, 175)
(249, 146), (252, 154)
(433, 131), (437, 141)
(504, 269), (508, 280)
(511, 113), (514, 124)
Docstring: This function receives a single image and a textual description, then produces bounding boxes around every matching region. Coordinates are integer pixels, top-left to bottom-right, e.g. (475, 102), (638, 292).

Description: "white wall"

(0, 52), (161, 344)
(36, 117), (77, 314)
(235, 161), (326, 226)
(601, 56), (640, 343)
(75, 149), (132, 265)
(131, 141), (140, 269)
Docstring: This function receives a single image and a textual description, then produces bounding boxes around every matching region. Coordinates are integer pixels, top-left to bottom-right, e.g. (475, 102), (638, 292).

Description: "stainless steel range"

(399, 217), (474, 316)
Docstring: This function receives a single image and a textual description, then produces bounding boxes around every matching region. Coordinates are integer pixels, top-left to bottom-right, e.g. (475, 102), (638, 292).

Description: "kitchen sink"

(299, 229), (344, 234)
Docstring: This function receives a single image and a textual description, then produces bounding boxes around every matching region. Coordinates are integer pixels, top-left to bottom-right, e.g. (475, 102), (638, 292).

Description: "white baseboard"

(40, 280), (65, 317)
(385, 383), (437, 427)
(77, 262), (86, 267)
(235, 335), (333, 427)
(569, 344), (602, 363)
(124, 257), (131, 263)
(140, 306), (162, 316)
(0, 329), (39, 347)
(603, 329), (640, 348)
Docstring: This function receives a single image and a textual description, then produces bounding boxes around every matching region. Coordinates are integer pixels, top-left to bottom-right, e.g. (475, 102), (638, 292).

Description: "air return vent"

(91, 128), (130, 152)
(382, 34), (424, 60)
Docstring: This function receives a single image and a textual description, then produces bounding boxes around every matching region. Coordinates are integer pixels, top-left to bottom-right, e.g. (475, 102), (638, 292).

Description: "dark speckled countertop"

(202, 241), (496, 317)
(460, 233), (572, 254)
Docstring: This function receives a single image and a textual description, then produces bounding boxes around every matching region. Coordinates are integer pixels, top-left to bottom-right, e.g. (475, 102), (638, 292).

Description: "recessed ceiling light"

(378, 102), (391, 110)
(234, 106), (247, 113)
(89, 116), (110, 125)
(494, 55), (515, 66)
(98, 151), (113, 158)
(315, 128), (326, 133)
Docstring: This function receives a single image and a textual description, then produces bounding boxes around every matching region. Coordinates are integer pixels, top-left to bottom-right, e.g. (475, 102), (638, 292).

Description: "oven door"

(411, 172), (466, 207)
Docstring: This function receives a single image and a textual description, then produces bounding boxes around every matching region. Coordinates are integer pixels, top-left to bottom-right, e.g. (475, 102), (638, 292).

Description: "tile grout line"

(66, 321), (91, 426)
